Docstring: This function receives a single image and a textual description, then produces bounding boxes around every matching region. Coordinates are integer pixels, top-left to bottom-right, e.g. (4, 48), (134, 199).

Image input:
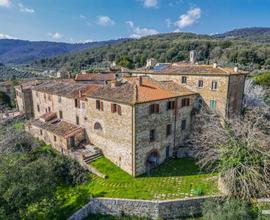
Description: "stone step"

(84, 154), (102, 163)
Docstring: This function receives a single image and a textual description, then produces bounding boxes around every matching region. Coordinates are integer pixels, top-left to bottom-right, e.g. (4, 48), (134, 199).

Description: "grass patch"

(87, 157), (219, 200)
(253, 72), (270, 87)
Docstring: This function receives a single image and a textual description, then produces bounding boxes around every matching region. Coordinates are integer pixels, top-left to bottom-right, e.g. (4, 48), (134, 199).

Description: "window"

(210, 100), (217, 110)
(182, 76), (187, 84)
(211, 81), (218, 90)
(181, 98), (190, 107)
(76, 115), (80, 125)
(44, 94), (46, 101)
(166, 124), (172, 136)
(75, 99), (80, 108)
(59, 110), (63, 119)
(181, 119), (187, 130)
(149, 104), (160, 114)
(167, 101), (176, 110)
(111, 103), (117, 113)
(37, 104), (40, 112)
(48, 107), (51, 112)
(48, 95), (51, 101)
(54, 135), (57, 142)
(111, 103), (122, 115)
(58, 96), (61, 103)
(40, 129), (43, 135)
(96, 100), (103, 111)
(117, 105), (122, 115)
(150, 129), (156, 142)
(84, 117), (88, 121)
(94, 122), (102, 130)
(198, 80), (203, 88)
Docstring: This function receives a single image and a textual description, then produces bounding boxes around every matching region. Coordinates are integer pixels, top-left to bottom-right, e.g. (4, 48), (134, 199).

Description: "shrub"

(202, 199), (256, 220)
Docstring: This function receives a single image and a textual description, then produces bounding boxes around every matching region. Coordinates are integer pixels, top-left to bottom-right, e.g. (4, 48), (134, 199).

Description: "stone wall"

(227, 74), (246, 117)
(15, 87), (33, 119)
(87, 97), (134, 175)
(68, 196), (223, 220)
(147, 73), (230, 117)
(26, 122), (85, 151)
(134, 95), (196, 175)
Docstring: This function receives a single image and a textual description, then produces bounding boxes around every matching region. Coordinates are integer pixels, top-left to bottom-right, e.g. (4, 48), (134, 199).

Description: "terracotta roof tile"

(134, 63), (246, 76)
(31, 118), (84, 139)
(89, 76), (196, 104)
(75, 73), (116, 81)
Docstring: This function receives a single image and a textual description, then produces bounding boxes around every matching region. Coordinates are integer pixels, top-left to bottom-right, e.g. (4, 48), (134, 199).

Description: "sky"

(0, 0), (270, 43)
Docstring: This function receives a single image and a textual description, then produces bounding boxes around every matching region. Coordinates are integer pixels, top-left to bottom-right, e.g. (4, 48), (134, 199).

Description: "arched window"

(94, 122), (102, 131)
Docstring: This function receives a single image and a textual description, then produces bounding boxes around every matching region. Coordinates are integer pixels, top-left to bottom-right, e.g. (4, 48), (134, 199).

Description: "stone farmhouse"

(15, 55), (246, 176)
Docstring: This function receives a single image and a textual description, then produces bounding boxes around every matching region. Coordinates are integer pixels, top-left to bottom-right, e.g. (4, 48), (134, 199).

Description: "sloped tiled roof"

(32, 80), (101, 99)
(89, 76), (196, 105)
(75, 73), (116, 81)
(31, 118), (84, 138)
(134, 63), (246, 76)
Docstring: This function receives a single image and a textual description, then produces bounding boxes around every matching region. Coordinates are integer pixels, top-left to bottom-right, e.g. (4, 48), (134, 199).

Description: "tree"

(189, 107), (270, 200)
(202, 198), (256, 220)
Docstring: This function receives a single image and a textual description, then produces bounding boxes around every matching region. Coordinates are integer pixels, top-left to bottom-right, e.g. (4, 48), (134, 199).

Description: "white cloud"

(141, 0), (158, 8)
(174, 7), (201, 29)
(0, 33), (17, 39)
(18, 3), (35, 13)
(126, 21), (158, 38)
(79, 14), (86, 20)
(48, 32), (63, 40)
(97, 16), (115, 26)
(0, 0), (11, 7)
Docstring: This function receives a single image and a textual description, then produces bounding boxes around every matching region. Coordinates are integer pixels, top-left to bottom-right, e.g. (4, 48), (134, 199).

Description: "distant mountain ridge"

(215, 27), (270, 42)
(0, 38), (127, 64)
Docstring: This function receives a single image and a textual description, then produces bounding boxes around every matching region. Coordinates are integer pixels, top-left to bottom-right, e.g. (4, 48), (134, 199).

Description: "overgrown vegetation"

(202, 198), (257, 220)
(0, 121), (90, 220)
(190, 107), (270, 200)
(31, 32), (270, 73)
(253, 72), (270, 87)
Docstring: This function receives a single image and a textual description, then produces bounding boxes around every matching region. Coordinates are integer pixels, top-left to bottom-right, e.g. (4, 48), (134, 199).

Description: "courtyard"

(87, 157), (219, 200)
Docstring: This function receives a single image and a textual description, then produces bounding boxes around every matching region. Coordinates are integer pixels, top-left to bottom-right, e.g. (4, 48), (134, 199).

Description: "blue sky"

(0, 0), (269, 43)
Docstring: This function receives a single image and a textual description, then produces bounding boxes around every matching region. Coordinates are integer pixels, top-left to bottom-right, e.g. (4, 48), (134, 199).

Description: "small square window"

(167, 101), (176, 110)
(149, 104), (159, 114)
(40, 130), (43, 135)
(54, 135), (57, 142)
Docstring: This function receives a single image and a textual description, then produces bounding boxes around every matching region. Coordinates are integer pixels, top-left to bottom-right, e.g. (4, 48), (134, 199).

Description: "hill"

(0, 64), (35, 80)
(31, 30), (270, 73)
(215, 27), (270, 43)
(0, 38), (127, 64)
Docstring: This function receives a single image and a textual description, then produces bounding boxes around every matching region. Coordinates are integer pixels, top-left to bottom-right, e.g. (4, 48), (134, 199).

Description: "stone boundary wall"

(68, 196), (223, 220)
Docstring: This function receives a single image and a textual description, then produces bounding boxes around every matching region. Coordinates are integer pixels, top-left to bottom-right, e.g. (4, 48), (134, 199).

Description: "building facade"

(16, 62), (246, 176)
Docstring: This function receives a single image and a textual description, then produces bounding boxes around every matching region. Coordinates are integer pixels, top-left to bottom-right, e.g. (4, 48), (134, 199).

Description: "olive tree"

(189, 107), (270, 200)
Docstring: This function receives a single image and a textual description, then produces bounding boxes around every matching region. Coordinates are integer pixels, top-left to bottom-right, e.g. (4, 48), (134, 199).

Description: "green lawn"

(56, 157), (218, 219)
(87, 157), (219, 200)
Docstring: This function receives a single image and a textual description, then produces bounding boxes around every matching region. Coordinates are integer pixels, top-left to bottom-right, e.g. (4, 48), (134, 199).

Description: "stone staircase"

(82, 145), (103, 164)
